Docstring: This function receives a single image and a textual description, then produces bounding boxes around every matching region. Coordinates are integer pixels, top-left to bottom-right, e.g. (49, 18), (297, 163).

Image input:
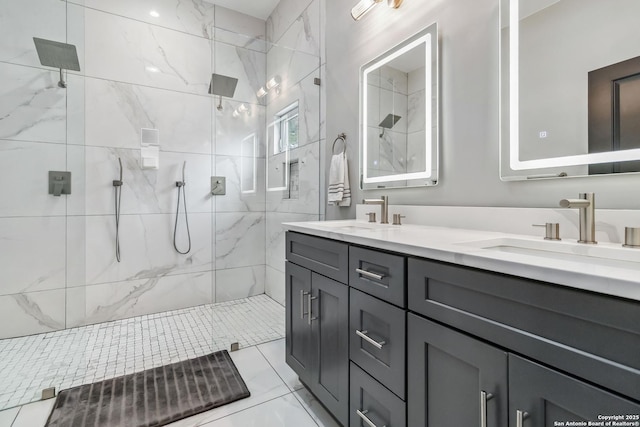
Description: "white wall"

(324, 0), (640, 221)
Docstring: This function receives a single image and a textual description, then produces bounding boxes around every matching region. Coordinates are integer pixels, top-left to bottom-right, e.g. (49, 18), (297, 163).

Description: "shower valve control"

(49, 171), (71, 196)
(211, 176), (226, 196)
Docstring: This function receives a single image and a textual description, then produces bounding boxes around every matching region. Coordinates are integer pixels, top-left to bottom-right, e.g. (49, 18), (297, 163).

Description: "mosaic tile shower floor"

(0, 295), (284, 411)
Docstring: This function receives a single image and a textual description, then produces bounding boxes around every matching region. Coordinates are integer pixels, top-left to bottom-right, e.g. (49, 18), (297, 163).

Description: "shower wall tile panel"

(77, 8), (211, 94)
(213, 28), (268, 53)
(0, 140), (66, 217)
(266, 212), (319, 273)
(215, 265), (265, 303)
(214, 155), (266, 213)
(70, 77), (213, 153)
(0, 289), (66, 339)
(65, 271), (213, 328)
(271, 0), (320, 57)
(67, 213), (213, 287)
(266, 71), (321, 149)
(213, 6), (266, 43)
(0, 217), (66, 296)
(74, 0), (216, 39)
(214, 41), (266, 106)
(67, 146), (213, 216)
(266, 44), (319, 102)
(266, 0), (315, 45)
(0, 0), (67, 68)
(0, 63), (67, 144)
(266, 141), (320, 215)
(265, 266), (286, 306)
(215, 99), (266, 157)
(215, 212), (265, 269)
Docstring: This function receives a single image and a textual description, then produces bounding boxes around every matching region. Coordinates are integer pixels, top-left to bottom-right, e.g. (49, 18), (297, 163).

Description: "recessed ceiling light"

(146, 66), (160, 73)
(149, 10), (160, 18)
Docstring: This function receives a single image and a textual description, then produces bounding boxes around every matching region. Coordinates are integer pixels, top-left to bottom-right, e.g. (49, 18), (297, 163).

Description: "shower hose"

(113, 158), (123, 262)
(173, 181), (191, 255)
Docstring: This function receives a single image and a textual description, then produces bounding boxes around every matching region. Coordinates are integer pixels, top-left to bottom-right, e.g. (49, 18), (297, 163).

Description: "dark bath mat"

(45, 350), (250, 427)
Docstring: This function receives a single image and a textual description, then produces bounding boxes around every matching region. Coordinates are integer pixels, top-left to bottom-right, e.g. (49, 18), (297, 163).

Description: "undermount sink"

(459, 237), (640, 270)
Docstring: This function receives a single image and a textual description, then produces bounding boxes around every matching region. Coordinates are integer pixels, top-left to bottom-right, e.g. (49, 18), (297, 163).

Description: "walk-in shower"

(2, 2), (322, 415)
(32, 37), (80, 88)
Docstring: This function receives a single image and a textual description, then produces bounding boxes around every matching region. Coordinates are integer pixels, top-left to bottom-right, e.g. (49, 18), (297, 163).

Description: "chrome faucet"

(363, 196), (389, 224)
(559, 193), (597, 244)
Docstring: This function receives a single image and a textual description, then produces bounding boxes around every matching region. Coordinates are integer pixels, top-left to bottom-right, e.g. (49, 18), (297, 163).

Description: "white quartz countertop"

(284, 220), (640, 302)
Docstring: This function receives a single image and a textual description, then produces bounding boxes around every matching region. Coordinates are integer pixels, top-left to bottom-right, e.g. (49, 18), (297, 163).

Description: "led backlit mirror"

(500, 0), (640, 180)
(359, 23), (439, 189)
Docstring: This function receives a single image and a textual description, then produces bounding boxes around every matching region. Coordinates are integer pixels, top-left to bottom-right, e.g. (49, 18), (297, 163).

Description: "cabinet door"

(285, 262), (312, 385)
(509, 354), (640, 427)
(407, 314), (508, 427)
(310, 272), (349, 426)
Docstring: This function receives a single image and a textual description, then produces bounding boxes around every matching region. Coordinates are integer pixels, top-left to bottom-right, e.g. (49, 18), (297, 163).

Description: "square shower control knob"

(211, 176), (226, 195)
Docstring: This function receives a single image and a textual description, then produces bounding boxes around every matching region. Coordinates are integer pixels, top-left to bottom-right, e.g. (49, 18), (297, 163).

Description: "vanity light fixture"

(351, 0), (402, 21)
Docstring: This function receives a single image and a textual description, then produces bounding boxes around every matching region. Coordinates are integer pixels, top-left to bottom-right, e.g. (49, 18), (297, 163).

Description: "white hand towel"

(328, 152), (351, 207)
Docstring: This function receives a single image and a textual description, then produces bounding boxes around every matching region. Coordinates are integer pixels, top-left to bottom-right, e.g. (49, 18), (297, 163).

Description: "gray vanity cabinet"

(285, 232), (350, 426)
(407, 314), (508, 427)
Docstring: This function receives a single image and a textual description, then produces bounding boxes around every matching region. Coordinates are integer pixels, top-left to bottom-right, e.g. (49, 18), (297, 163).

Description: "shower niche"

(359, 23), (439, 189)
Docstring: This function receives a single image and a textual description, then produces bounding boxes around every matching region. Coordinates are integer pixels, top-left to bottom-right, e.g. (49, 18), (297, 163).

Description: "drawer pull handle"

(307, 293), (317, 325)
(480, 391), (494, 427)
(300, 290), (309, 319)
(356, 268), (385, 281)
(516, 410), (529, 427)
(355, 329), (386, 349)
(356, 409), (386, 427)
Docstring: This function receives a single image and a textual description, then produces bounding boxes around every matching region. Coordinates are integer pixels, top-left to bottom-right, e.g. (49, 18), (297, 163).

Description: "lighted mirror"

(500, 0), (640, 180)
(359, 23), (439, 189)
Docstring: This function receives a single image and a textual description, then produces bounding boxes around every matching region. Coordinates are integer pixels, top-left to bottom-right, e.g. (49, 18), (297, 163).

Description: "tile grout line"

(255, 344), (323, 427)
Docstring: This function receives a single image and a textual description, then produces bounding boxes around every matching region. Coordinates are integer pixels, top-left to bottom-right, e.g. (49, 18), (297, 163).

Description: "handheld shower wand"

(173, 161), (191, 255)
(113, 158), (124, 262)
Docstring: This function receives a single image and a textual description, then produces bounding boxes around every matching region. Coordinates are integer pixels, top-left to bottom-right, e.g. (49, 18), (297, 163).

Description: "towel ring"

(332, 133), (346, 155)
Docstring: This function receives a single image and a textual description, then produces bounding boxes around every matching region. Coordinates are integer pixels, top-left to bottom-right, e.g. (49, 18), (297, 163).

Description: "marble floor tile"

(0, 406), (19, 427)
(199, 393), (318, 427)
(294, 387), (342, 427)
(10, 399), (55, 427)
(257, 338), (303, 392)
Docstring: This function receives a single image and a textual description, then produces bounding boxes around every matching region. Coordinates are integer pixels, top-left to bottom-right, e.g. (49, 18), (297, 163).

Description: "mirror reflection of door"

(588, 55), (640, 174)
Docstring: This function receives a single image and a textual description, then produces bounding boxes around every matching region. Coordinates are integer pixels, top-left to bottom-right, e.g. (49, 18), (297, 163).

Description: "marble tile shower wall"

(264, 0), (326, 305)
(0, 0), (273, 339)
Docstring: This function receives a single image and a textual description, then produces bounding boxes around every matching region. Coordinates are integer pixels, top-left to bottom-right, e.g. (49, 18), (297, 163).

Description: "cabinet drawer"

(408, 257), (640, 402)
(286, 232), (349, 283)
(349, 246), (406, 307)
(350, 362), (406, 427)
(350, 288), (406, 399)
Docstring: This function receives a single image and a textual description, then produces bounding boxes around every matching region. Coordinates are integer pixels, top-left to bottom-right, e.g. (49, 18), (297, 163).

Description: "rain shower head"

(208, 73), (238, 98)
(379, 114), (402, 129)
(33, 37), (80, 88)
(378, 114), (402, 137)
